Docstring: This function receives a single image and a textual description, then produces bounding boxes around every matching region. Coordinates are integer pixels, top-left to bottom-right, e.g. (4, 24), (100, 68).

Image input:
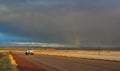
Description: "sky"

(0, 0), (120, 48)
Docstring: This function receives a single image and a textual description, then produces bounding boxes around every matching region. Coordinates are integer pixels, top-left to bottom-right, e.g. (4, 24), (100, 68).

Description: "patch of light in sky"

(0, 32), (4, 37)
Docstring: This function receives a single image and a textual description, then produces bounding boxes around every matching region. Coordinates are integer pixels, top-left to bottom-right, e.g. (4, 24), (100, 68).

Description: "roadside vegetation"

(0, 52), (19, 71)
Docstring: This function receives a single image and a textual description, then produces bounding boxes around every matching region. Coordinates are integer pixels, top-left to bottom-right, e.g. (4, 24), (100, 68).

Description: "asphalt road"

(13, 52), (120, 71)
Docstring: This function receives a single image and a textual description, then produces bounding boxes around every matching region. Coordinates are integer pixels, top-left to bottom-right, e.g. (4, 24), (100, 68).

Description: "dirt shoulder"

(12, 54), (46, 71)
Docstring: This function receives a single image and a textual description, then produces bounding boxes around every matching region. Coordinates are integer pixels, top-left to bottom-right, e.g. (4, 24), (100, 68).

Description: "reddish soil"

(12, 54), (46, 71)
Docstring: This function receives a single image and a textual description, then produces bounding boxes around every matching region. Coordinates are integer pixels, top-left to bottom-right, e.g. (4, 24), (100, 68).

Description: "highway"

(13, 52), (120, 71)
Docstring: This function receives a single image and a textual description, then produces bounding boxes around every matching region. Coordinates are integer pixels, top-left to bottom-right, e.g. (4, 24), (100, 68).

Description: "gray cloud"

(0, 0), (120, 47)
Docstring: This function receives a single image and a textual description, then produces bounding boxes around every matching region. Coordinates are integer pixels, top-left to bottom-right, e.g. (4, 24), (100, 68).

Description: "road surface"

(12, 54), (46, 71)
(12, 52), (120, 71)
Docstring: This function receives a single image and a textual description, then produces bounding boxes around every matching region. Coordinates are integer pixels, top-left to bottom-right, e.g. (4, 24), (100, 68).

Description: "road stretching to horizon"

(12, 52), (120, 71)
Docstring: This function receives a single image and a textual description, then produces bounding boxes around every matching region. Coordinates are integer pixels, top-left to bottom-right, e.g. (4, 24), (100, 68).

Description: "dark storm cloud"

(0, 0), (120, 47)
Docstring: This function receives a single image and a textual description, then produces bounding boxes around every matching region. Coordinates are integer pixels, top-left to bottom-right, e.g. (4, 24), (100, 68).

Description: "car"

(25, 49), (34, 55)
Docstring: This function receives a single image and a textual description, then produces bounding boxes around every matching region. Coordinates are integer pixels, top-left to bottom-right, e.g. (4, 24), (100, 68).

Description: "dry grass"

(0, 54), (12, 71)
(7, 49), (120, 61)
(0, 53), (19, 71)
(34, 49), (120, 61)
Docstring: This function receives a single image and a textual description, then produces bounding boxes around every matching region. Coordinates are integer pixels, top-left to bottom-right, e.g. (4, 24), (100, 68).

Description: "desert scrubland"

(34, 49), (120, 61)
(9, 48), (120, 61)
